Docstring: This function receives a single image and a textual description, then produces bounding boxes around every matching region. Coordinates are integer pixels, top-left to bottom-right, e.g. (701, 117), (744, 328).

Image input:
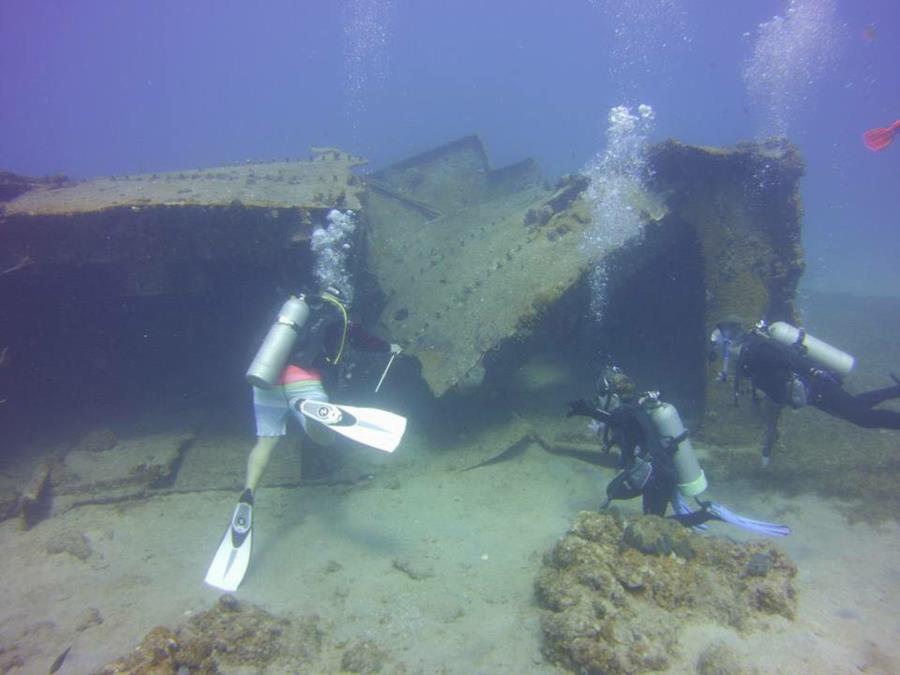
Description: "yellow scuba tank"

(246, 295), (310, 388)
(768, 321), (855, 378)
(642, 393), (708, 498)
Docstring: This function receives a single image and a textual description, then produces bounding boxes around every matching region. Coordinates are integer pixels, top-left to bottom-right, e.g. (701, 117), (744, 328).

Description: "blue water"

(1, 0), (898, 294)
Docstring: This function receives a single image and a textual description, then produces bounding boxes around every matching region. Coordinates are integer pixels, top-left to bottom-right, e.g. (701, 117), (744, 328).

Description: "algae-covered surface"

(365, 136), (598, 397)
(3, 148), (366, 216)
(365, 136), (803, 431)
(0, 148), (368, 291)
(369, 184), (594, 396)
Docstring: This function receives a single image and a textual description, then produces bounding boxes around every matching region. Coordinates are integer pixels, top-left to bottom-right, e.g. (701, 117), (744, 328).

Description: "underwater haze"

(4, 2), (900, 673)
(1, 0), (899, 296)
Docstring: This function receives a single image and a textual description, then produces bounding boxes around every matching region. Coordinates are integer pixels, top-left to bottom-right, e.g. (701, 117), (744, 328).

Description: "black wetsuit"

(736, 332), (900, 430)
(288, 299), (388, 387)
(569, 400), (678, 516)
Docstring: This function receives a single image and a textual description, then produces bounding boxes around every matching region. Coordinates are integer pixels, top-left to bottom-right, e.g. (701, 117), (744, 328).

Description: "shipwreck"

(1, 135), (803, 462)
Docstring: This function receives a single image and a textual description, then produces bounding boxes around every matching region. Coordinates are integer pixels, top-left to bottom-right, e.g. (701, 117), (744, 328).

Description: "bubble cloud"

(342, 0), (394, 124)
(582, 104), (656, 320)
(311, 209), (358, 302)
(743, 0), (842, 138)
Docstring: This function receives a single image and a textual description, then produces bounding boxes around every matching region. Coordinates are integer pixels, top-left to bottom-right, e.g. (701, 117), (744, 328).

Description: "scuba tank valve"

(642, 393), (708, 498)
(767, 321), (855, 378)
(246, 295), (310, 388)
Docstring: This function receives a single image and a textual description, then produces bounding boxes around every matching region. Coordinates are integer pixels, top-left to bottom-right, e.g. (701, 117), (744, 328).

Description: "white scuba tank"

(643, 394), (708, 498)
(768, 321), (855, 378)
(246, 296), (310, 388)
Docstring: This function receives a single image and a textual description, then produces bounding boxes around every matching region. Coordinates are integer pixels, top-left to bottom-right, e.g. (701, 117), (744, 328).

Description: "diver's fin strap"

(670, 492), (708, 531)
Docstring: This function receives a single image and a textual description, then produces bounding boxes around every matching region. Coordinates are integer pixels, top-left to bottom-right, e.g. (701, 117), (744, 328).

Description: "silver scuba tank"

(643, 393), (708, 498)
(246, 296), (310, 388)
(768, 321), (855, 378)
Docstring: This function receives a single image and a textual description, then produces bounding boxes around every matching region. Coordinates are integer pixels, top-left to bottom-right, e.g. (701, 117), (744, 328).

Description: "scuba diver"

(205, 286), (405, 592)
(710, 318), (900, 465)
(567, 366), (789, 536)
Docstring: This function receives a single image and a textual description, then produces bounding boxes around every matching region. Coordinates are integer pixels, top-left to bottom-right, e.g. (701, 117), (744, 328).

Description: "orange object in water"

(863, 120), (900, 152)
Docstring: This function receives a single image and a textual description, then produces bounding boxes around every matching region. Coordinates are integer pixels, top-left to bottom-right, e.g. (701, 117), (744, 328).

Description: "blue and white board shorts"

(252, 381), (335, 445)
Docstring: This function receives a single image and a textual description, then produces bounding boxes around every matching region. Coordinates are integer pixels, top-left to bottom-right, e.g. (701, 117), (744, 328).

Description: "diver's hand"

(567, 399), (593, 418)
(390, 343), (402, 355)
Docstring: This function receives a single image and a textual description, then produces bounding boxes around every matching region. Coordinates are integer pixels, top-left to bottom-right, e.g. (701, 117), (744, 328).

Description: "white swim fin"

(299, 400), (406, 453)
(204, 490), (253, 592)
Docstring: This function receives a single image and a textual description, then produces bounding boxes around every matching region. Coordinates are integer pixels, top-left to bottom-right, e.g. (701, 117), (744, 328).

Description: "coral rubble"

(94, 594), (368, 674)
(536, 511), (796, 674)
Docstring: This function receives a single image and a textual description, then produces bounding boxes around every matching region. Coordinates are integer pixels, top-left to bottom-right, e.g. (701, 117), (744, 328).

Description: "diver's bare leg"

(245, 435), (280, 494)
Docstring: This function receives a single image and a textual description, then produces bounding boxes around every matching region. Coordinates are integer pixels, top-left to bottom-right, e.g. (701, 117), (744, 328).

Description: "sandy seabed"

(5, 290), (900, 675)
(1, 400), (899, 675)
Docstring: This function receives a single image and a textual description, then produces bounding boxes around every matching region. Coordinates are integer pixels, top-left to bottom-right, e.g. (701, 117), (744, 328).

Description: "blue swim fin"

(670, 498), (790, 537)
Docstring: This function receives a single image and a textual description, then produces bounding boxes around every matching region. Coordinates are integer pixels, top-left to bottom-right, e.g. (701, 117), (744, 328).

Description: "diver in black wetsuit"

(711, 319), (900, 464)
(567, 368), (676, 517)
(567, 367), (789, 536)
(736, 331), (900, 427)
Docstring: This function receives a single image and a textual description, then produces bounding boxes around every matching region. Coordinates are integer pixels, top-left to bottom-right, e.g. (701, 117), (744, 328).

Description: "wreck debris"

(364, 134), (803, 423)
(3, 149), (366, 216)
(365, 135), (594, 397)
(0, 148), (366, 297)
(0, 170), (67, 203)
(49, 432), (195, 516)
(18, 460), (52, 529)
(648, 139), (804, 443)
(0, 135), (803, 446)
